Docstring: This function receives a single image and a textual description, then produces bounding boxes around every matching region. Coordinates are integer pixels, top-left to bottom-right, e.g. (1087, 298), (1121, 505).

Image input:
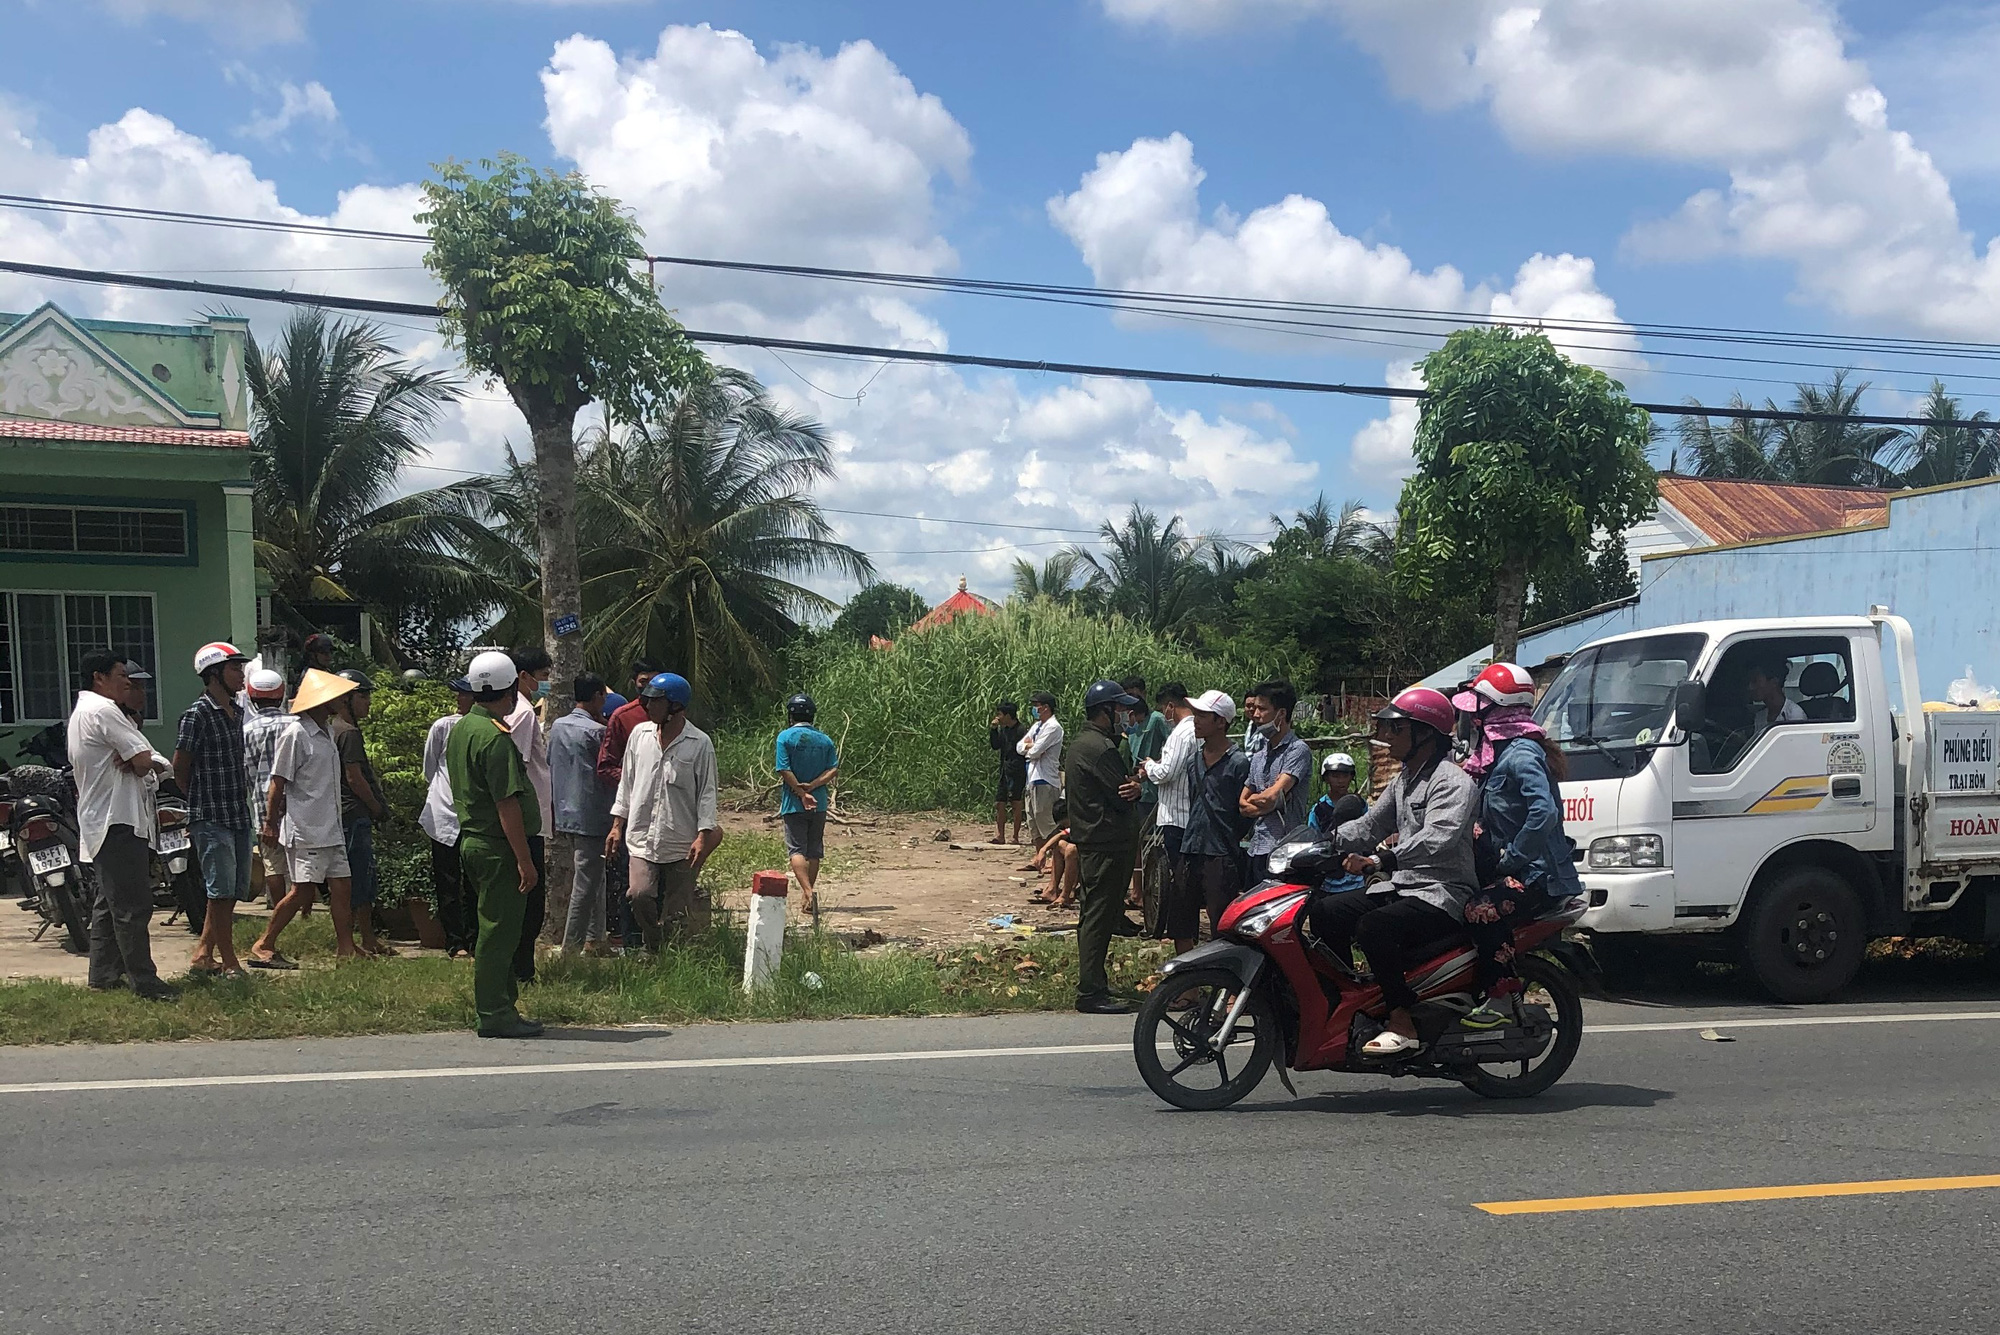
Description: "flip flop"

(246, 952), (298, 971)
(366, 944), (401, 958)
(1362, 1030), (1420, 1056)
(186, 962), (223, 978)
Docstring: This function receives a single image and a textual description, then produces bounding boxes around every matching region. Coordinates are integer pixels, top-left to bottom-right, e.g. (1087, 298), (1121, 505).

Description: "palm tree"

(1010, 550), (1099, 609)
(1889, 381), (2000, 488)
(1068, 503), (1206, 637)
(482, 368), (871, 701)
(248, 308), (499, 637)
(1270, 493), (1388, 562)
(1678, 372), (1903, 487)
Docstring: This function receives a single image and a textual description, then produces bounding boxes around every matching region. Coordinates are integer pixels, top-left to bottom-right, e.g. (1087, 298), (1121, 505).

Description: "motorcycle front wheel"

(1462, 954), (1583, 1100)
(1133, 965), (1277, 1110)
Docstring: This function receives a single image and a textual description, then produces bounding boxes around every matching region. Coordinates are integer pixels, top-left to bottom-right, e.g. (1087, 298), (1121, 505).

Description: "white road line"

(3, 1009), (1998, 1096)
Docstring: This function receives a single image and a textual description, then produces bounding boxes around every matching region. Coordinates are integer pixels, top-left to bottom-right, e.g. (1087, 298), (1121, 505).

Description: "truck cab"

(1531, 612), (1989, 1001)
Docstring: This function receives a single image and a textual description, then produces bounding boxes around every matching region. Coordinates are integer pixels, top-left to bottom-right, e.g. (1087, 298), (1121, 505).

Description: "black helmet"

(337, 668), (375, 693)
(786, 693), (817, 723)
(1082, 679), (1140, 713)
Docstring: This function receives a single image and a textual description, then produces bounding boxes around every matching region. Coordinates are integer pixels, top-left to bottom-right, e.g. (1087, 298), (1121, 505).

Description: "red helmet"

(1375, 685), (1456, 736)
(1452, 661), (1536, 712)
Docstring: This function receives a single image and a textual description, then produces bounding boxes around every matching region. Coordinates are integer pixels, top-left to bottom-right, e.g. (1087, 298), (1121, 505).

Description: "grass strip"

(0, 916), (1171, 1046)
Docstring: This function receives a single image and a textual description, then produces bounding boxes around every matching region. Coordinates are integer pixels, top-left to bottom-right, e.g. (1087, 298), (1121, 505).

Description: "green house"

(0, 303), (256, 759)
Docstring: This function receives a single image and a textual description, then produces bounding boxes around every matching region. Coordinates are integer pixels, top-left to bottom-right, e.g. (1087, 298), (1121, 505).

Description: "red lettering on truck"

(1949, 815), (2000, 838)
(1564, 793), (1595, 824)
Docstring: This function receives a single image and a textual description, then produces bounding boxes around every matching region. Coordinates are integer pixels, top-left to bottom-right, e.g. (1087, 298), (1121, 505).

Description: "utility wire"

(3, 257), (1996, 430)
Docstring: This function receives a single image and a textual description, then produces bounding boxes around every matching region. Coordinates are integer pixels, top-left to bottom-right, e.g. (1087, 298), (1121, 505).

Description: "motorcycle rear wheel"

(42, 870), (90, 954)
(1461, 955), (1583, 1100)
(1133, 965), (1277, 1110)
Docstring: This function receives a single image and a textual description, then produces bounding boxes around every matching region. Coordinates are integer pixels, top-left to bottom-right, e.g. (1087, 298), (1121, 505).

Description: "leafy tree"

(477, 368), (871, 708)
(1525, 534), (1638, 628)
(247, 308), (495, 644)
(831, 583), (929, 643)
(1677, 371), (1904, 487)
(1010, 550), (1100, 610)
(420, 153), (705, 719)
(1889, 381), (1999, 489)
(1396, 327), (1656, 661)
(1068, 503), (1207, 637)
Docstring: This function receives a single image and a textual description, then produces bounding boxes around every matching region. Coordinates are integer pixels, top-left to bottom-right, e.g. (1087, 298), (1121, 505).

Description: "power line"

(3, 257), (1996, 430)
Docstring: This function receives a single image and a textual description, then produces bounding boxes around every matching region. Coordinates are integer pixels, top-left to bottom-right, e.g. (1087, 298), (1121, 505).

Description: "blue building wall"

(1425, 477), (2000, 701)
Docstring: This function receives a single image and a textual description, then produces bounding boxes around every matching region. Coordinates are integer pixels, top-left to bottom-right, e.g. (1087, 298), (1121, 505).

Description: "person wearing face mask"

(1238, 679), (1312, 882)
(505, 645), (555, 982)
(1063, 679), (1145, 1014)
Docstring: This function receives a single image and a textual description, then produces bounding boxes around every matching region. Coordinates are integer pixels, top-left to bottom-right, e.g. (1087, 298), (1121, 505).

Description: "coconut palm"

(1068, 503), (1208, 637)
(1010, 550), (1100, 609)
(1889, 382), (2000, 489)
(1678, 372), (1903, 487)
(248, 308), (499, 636)
(481, 368), (871, 701)
(1270, 493), (1388, 563)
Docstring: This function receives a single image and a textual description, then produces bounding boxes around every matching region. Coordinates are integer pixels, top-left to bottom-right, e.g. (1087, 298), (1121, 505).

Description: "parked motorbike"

(5, 763), (90, 954)
(0, 724), (71, 905)
(1133, 827), (1587, 1110)
(152, 786), (204, 934)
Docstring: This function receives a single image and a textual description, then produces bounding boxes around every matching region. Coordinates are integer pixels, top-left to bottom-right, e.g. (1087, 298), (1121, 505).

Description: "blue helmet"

(640, 671), (692, 706)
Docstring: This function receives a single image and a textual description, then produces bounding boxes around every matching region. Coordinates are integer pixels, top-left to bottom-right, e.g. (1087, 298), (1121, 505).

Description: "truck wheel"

(1741, 867), (1865, 1003)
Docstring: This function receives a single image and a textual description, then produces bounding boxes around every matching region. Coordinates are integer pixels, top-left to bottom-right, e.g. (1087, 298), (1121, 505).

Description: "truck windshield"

(1534, 632), (1706, 778)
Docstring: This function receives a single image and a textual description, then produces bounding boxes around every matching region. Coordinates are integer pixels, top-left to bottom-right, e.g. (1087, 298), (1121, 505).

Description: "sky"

(4, 0), (2000, 603)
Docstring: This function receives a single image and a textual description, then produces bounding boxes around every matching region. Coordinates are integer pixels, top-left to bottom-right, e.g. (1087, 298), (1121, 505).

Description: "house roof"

(0, 417), (250, 448)
(1656, 473), (1889, 546)
(906, 576), (996, 633)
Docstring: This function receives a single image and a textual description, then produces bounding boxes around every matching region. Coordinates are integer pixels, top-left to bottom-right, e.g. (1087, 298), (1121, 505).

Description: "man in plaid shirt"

(242, 669), (293, 911)
(173, 642), (253, 977)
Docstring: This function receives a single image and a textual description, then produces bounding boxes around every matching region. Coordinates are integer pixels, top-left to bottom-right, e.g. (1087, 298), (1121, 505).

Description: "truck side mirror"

(1673, 679), (1706, 734)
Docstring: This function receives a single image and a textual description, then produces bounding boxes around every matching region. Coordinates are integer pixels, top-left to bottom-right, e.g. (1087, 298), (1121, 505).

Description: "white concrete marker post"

(743, 870), (789, 992)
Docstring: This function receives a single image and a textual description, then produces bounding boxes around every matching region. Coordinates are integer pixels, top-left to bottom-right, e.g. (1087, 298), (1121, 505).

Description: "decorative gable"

(0, 304), (195, 428)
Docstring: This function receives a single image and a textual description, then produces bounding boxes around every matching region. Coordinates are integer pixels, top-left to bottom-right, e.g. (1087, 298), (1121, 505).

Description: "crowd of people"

(983, 663), (1579, 1030)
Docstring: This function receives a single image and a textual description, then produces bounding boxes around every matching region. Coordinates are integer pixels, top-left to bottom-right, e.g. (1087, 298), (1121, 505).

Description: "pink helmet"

(1375, 685), (1456, 735)
(1452, 661), (1536, 713)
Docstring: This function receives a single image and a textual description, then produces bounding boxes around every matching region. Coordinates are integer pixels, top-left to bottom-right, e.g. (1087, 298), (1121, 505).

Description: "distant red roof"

(905, 577), (996, 633)
(0, 417), (250, 448)
(1657, 473), (1889, 547)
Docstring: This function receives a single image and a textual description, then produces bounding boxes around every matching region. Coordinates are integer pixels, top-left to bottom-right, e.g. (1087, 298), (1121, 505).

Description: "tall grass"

(720, 600), (1270, 812)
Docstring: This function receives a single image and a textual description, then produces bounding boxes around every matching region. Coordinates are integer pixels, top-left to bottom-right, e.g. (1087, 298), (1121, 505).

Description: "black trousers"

(431, 836), (476, 955)
(1307, 888), (1462, 1012)
(87, 825), (160, 990)
(1076, 841), (1135, 1002)
(513, 834), (546, 982)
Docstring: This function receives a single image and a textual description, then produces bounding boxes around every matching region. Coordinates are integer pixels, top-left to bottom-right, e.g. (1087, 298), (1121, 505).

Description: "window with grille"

(0, 502), (189, 559)
(0, 591), (159, 723)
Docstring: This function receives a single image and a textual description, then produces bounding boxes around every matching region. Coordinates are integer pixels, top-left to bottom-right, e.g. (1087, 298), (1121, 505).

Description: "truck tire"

(1741, 866), (1865, 1003)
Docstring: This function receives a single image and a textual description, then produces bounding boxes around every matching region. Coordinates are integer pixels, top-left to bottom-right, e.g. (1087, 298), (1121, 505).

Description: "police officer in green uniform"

(1065, 678), (1144, 1014)
(448, 651), (544, 1039)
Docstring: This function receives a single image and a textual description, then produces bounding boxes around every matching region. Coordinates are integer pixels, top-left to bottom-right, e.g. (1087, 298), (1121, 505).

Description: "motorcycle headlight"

(1264, 839), (1318, 876)
(1588, 834), (1665, 869)
(1234, 891), (1307, 939)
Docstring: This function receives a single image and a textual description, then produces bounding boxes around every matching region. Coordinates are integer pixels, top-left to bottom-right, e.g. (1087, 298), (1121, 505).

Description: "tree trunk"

(1491, 556), (1530, 664)
(529, 405), (582, 943)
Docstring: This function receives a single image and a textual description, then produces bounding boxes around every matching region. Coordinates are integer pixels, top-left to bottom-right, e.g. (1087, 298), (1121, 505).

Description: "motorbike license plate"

(159, 829), (191, 855)
(0, 830), (10, 852)
(27, 844), (72, 875)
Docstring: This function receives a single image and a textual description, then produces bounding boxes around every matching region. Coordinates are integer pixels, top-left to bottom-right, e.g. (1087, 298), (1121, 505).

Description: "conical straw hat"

(291, 667), (359, 714)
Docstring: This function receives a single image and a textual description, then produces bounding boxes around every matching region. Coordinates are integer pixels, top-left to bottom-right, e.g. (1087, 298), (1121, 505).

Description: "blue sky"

(5, 0), (2000, 597)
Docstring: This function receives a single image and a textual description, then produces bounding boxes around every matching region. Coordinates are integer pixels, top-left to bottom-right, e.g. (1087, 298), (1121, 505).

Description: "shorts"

(287, 843), (352, 886)
(781, 810), (826, 860)
(191, 820), (252, 901)
(344, 815), (379, 907)
(997, 769), (1026, 802)
(251, 834), (287, 886)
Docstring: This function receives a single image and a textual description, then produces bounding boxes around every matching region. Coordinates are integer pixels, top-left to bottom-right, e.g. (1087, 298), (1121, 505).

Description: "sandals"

(246, 952), (298, 971)
(1362, 1030), (1421, 1057)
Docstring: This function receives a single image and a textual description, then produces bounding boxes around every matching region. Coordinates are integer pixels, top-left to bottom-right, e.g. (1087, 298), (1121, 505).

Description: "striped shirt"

(243, 701), (293, 834)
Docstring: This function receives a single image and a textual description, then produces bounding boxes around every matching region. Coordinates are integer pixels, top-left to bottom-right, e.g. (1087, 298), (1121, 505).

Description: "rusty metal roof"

(1656, 473), (1890, 546)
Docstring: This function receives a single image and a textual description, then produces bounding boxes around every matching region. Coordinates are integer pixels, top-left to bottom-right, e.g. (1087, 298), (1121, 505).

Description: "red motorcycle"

(1134, 835), (1587, 1110)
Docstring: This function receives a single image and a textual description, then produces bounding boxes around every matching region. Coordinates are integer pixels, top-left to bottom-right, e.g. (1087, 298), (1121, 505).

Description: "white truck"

(1532, 609), (2000, 1001)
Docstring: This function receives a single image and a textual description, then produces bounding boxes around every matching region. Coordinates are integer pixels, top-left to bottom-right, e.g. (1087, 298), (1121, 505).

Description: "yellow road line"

(1477, 1174), (2000, 1215)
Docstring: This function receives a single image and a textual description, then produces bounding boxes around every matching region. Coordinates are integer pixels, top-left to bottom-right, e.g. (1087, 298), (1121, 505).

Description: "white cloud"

(1106, 0), (2000, 342)
(1347, 361), (1423, 481)
(230, 74), (345, 149)
(1872, 7), (2000, 180)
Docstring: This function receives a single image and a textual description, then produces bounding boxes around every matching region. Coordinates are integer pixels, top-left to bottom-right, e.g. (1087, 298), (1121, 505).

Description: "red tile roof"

(0, 416), (249, 448)
(1657, 473), (1889, 547)
(906, 577), (996, 633)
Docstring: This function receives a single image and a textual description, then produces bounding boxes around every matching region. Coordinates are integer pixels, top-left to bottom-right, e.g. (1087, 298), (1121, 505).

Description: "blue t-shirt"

(775, 724), (840, 816)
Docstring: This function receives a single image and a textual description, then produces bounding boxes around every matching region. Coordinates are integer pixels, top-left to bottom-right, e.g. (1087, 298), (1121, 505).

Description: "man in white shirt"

(1018, 692), (1064, 850)
(606, 672), (722, 951)
(421, 676), (475, 957)
(1140, 684), (1197, 943)
(67, 649), (176, 1000)
(505, 645), (555, 981)
(250, 669), (361, 966)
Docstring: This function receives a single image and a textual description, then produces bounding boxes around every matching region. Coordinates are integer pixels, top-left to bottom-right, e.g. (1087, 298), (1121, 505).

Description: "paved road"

(4, 995), (2000, 1335)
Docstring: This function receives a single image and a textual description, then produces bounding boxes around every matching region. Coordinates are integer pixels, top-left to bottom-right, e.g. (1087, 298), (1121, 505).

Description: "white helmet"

(1320, 751), (1356, 774)
(466, 650), (518, 693)
(194, 641), (250, 676)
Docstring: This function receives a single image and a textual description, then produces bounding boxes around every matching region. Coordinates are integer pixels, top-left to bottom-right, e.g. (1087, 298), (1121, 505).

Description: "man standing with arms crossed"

(1065, 679), (1144, 1015)
(1240, 679), (1313, 883)
(175, 641), (252, 978)
(450, 651), (543, 1039)
(69, 649), (176, 1000)
(1018, 692), (1064, 852)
